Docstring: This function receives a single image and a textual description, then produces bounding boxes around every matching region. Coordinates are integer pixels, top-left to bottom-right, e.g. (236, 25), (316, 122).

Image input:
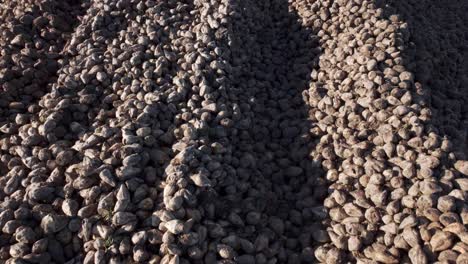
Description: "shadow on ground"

(376, 0), (468, 157)
(0, 0), (87, 122)
(197, 0), (328, 262)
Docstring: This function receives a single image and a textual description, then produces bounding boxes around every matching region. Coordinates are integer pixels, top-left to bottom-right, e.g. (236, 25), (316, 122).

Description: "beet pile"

(0, 0), (466, 263)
